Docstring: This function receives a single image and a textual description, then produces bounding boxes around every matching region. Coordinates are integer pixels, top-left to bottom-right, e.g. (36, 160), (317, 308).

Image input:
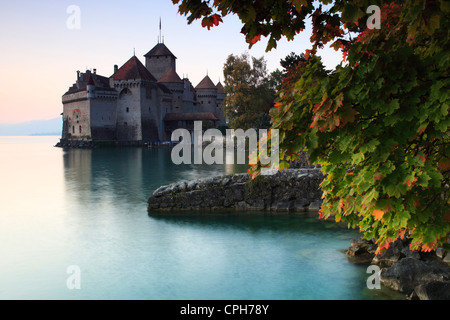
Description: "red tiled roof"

(195, 75), (217, 90)
(158, 69), (183, 83)
(144, 43), (177, 59)
(164, 113), (219, 121)
(111, 56), (157, 81)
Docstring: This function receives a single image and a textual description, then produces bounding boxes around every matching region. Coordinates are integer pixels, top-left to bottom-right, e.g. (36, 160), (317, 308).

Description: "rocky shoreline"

(347, 237), (450, 300)
(147, 168), (324, 212)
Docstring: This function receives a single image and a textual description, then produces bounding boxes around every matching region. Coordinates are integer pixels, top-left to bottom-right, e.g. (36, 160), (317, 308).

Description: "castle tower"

(144, 43), (177, 80)
(111, 55), (160, 142)
(195, 75), (218, 114)
(216, 81), (226, 126)
(158, 68), (184, 113)
(86, 74), (96, 99)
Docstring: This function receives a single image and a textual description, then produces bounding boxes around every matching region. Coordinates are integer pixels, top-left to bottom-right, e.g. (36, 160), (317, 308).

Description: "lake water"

(0, 136), (403, 300)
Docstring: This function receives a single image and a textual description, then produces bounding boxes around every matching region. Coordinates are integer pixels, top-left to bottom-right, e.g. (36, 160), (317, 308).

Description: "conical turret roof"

(111, 56), (157, 81)
(195, 75), (217, 90)
(144, 43), (177, 59)
(158, 68), (183, 83)
(216, 81), (225, 94)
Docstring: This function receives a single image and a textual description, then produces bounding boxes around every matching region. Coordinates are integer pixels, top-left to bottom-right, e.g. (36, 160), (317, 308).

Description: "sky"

(0, 0), (342, 124)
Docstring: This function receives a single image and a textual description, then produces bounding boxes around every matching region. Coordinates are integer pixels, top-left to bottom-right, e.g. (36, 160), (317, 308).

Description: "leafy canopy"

(172, 0), (450, 253)
(223, 53), (277, 130)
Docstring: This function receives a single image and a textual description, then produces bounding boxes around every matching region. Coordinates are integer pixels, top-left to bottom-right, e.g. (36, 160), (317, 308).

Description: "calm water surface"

(0, 136), (403, 300)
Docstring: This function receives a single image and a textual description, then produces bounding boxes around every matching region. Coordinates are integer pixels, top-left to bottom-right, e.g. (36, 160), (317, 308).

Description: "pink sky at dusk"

(0, 0), (341, 124)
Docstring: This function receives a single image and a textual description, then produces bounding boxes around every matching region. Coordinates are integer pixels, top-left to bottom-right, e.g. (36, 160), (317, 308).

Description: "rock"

(436, 248), (446, 259)
(347, 238), (377, 263)
(372, 238), (420, 268)
(147, 169), (324, 213)
(413, 281), (450, 300)
(444, 253), (450, 265)
(308, 200), (323, 212)
(293, 199), (310, 212)
(271, 200), (294, 212)
(380, 257), (450, 294)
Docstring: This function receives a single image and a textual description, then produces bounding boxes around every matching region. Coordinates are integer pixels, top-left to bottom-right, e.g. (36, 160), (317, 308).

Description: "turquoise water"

(0, 136), (402, 300)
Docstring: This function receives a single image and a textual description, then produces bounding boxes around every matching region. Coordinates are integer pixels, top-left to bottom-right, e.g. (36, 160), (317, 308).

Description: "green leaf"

(352, 152), (365, 164)
(341, 4), (359, 23)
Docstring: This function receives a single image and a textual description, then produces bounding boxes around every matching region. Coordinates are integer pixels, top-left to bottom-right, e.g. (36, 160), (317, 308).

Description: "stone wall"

(147, 168), (324, 213)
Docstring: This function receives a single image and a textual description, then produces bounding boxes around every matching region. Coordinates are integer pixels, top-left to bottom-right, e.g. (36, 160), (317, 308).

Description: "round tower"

(86, 73), (96, 99)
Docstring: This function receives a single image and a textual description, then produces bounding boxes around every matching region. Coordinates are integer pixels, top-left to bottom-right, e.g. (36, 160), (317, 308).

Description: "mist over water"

(0, 136), (403, 300)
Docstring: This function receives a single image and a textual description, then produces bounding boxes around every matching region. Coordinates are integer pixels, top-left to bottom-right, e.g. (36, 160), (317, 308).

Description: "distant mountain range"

(0, 118), (61, 136)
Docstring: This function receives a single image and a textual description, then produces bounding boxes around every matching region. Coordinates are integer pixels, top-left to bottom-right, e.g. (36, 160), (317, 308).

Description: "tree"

(223, 53), (275, 130)
(172, 0), (450, 253)
(268, 69), (283, 93)
(280, 52), (306, 76)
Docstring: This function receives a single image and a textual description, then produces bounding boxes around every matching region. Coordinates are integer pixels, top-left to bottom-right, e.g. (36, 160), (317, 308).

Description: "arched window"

(119, 88), (132, 98)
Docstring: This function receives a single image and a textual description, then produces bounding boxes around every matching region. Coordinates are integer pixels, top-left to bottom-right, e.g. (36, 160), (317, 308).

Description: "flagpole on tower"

(159, 17), (162, 44)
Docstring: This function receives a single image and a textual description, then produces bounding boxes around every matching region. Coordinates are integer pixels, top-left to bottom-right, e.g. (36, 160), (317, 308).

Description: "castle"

(59, 41), (226, 146)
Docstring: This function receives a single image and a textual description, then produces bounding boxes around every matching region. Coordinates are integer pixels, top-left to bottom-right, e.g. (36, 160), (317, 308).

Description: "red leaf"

(404, 177), (418, 187)
(211, 14), (222, 26)
(373, 174), (383, 182)
(251, 35), (261, 44)
(438, 160), (450, 171)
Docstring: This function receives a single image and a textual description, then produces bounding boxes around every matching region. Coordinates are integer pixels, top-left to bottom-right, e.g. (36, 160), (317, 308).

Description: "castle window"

(119, 88), (131, 98)
(79, 126), (82, 134)
(72, 126), (75, 134)
(124, 122), (128, 127)
(126, 107), (129, 113)
(146, 88), (152, 99)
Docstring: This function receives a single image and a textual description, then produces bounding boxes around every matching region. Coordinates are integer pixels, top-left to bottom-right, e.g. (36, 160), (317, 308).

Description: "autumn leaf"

(404, 177), (418, 187)
(251, 35), (261, 44)
(372, 209), (386, 221)
(373, 174), (383, 182)
(438, 159), (450, 171)
(421, 241), (438, 253)
(211, 14), (222, 26)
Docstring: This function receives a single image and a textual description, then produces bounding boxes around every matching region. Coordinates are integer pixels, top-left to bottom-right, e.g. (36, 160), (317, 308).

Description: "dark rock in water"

(412, 281), (450, 300)
(380, 257), (450, 294)
(147, 168), (324, 213)
(346, 236), (450, 299)
(346, 237), (377, 263)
